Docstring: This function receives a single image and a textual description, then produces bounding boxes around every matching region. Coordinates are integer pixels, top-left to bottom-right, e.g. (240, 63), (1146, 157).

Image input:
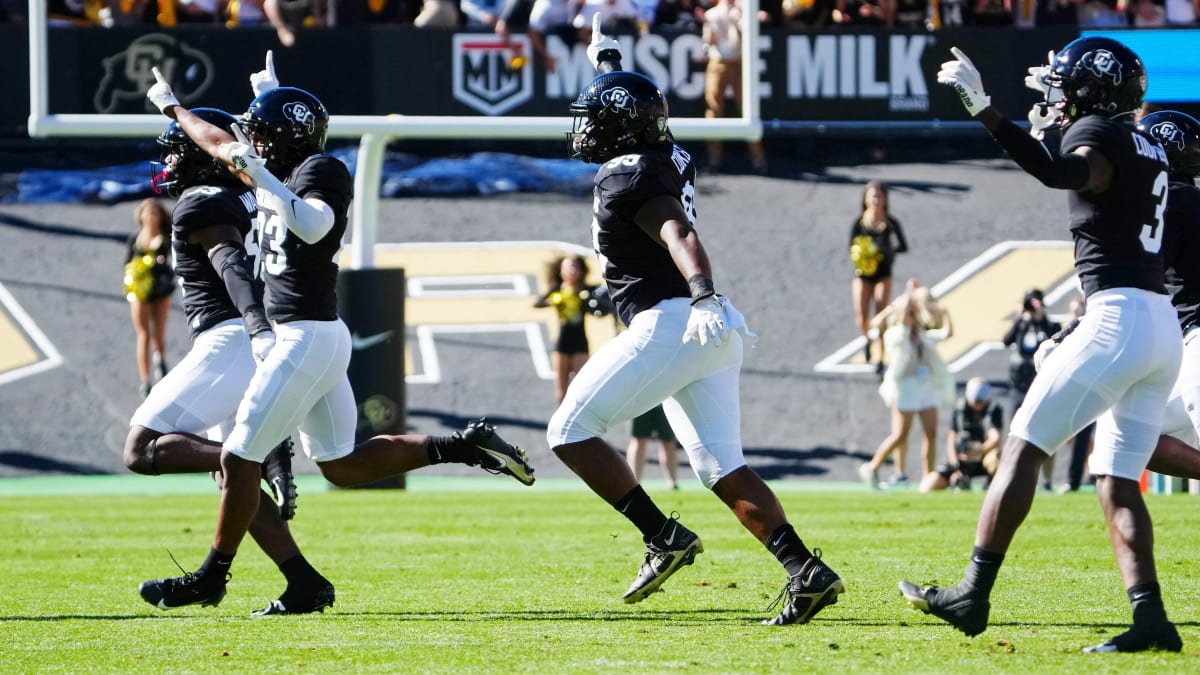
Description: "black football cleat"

(622, 515), (703, 603)
(460, 418), (535, 486)
(763, 549), (845, 625)
(1084, 620), (1183, 653)
(139, 570), (229, 610)
(252, 579), (335, 616)
(262, 437), (298, 520)
(898, 580), (990, 637)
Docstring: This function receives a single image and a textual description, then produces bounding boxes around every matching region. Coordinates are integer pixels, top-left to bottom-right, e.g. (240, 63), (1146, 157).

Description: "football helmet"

(567, 71), (668, 164)
(242, 86), (329, 175)
(1044, 37), (1146, 126)
(1136, 110), (1200, 178)
(153, 107), (240, 197)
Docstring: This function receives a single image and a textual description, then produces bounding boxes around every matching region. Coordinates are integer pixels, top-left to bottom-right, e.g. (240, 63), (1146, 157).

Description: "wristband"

(688, 274), (716, 305)
(244, 306), (272, 337)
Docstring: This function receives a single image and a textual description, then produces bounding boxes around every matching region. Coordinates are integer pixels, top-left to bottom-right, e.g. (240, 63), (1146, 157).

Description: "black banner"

(3, 24), (1198, 138)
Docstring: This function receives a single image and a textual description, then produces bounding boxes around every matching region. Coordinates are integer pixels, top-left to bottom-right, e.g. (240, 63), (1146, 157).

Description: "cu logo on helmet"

(283, 101), (316, 133)
(1151, 122), (1185, 150)
(601, 87), (637, 119)
(1081, 49), (1123, 85)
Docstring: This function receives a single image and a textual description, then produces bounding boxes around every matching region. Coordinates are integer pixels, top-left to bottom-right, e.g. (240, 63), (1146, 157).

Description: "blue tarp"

(4, 148), (597, 204)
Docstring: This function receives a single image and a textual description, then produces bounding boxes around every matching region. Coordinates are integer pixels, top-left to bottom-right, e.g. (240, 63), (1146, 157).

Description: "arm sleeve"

(990, 117), (1091, 190)
(209, 241), (272, 336)
(1052, 317), (1081, 343)
(254, 169), (336, 244)
(890, 218), (908, 254)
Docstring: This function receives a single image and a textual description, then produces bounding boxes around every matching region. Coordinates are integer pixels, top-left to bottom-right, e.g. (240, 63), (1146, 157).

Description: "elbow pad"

(990, 118), (1090, 191)
(254, 169), (336, 244)
(209, 241), (271, 336)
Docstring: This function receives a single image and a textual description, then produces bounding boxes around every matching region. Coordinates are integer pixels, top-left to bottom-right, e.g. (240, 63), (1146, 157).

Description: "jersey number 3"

(1139, 171), (1168, 254)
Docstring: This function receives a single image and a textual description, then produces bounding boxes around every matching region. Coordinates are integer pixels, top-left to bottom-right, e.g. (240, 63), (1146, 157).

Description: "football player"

(137, 57), (536, 611)
(546, 19), (844, 625)
(900, 38), (1183, 653)
(126, 107), (333, 615)
(1139, 112), (1200, 481)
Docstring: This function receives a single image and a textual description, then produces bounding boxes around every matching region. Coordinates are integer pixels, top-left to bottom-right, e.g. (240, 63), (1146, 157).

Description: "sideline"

(0, 474), (872, 497)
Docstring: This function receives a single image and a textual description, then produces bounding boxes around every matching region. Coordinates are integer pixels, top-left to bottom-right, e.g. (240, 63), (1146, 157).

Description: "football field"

(2, 477), (1197, 673)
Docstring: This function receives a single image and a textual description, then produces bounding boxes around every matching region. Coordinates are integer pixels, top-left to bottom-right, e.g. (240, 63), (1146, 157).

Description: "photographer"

(920, 378), (1004, 492)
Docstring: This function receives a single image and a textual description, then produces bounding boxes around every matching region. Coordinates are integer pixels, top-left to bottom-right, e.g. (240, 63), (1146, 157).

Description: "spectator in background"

(1035, 0), (1081, 24)
(534, 254), (610, 404)
(972, 0), (1013, 23)
(859, 281), (954, 488)
(575, 0), (640, 39)
(1002, 288), (1060, 491)
(849, 180), (908, 370)
(124, 198), (175, 399)
(522, 0), (580, 72)
(1124, 0), (1166, 24)
(927, 0), (967, 26)
(831, 0), (888, 24)
(701, 0), (767, 174)
(781, 0), (833, 24)
(626, 404), (679, 490)
(654, 0), (704, 28)
(462, 0), (507, 26)
(1078, 0), (1127, 24)
(920, 377), (1003, 492)
(415, 0), (460, 26)
(892, 0), (931, 27)
(1164, 0), (1199, 24)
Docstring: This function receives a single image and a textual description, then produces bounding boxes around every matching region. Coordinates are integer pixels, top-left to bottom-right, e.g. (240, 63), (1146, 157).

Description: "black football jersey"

(1062, 115), (1170, 297)
(592, 142), (695, 326)
(1160, 179), (1200, 330)
(951, 398), (1004, 442)
(171, 184), (258, 338)
(257, 154), (353, 323)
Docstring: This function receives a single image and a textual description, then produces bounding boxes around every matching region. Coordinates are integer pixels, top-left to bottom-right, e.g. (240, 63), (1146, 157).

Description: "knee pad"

(684, 441), (745, 489)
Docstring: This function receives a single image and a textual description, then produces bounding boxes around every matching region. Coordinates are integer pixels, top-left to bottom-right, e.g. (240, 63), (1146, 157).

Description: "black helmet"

(243, 86), (329, 175)
(1045, 37), (1146, 126)
(567, 71), (668, 164)
(153, 107), (240, 197)
(1137, 110), (1200, 178)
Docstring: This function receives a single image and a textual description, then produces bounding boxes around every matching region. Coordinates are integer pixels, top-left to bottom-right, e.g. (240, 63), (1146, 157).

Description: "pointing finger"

(949, 46), (975, 70)
(265, 49), (276, 78)
(592, 11), (602, 37)
(152, 66), (168, 85)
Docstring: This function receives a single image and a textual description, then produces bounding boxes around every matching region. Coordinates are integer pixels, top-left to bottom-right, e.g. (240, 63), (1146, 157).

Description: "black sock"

(960, 546), (1004, 596)
(613, 485), (668, 539)
(426, 435), (467, 465)
(1128, 582), (1168, 625)
(765, 524), (812, 577)
(278, 555), (323, 586)
(198, 547), (234, 581)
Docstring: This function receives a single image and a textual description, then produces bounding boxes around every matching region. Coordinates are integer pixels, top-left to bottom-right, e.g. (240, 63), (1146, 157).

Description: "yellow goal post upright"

(26, 0), (763, 270)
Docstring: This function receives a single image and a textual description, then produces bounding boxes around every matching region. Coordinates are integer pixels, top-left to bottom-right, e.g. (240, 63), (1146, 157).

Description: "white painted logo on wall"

(452, 34), (534, 115)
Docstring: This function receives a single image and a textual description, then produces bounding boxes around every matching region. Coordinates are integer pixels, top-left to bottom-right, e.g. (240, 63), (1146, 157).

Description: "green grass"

(2, 479), (1199, 673)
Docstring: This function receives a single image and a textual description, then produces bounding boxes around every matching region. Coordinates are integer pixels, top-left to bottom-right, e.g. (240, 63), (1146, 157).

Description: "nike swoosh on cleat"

(476, 446), (510, 470)
(351, 330), (394, 351)
(662, 525), (677, 547)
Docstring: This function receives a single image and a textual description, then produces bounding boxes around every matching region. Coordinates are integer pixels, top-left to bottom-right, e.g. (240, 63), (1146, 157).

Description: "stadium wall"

(6, 24), (1198, 142)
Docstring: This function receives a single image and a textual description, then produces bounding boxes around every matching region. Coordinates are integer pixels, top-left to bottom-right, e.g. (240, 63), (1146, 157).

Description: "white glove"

(251, 330), (276, 363)
(1033, 338), (1057, 373)
(1024, 50), (1055, 97)
(146, 67), (181, 115)
(221, 140), (267, 180)
(586, 12), (622, 73)
(1027, 102), (1056, 141)
(683, 296), (728, 348)
(937, 47), (991, 117)
(250, 50), (279, 98)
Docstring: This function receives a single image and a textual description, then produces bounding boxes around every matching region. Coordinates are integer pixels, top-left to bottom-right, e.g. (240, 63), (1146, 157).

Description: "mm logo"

(452, 34), (534, 116)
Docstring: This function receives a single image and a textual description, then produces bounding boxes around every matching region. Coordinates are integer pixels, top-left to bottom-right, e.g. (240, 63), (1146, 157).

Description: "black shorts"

(631, 405), (675, 442)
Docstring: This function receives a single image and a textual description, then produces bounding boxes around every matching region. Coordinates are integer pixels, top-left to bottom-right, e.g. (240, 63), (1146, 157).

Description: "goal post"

(26, 0), (763, 269)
